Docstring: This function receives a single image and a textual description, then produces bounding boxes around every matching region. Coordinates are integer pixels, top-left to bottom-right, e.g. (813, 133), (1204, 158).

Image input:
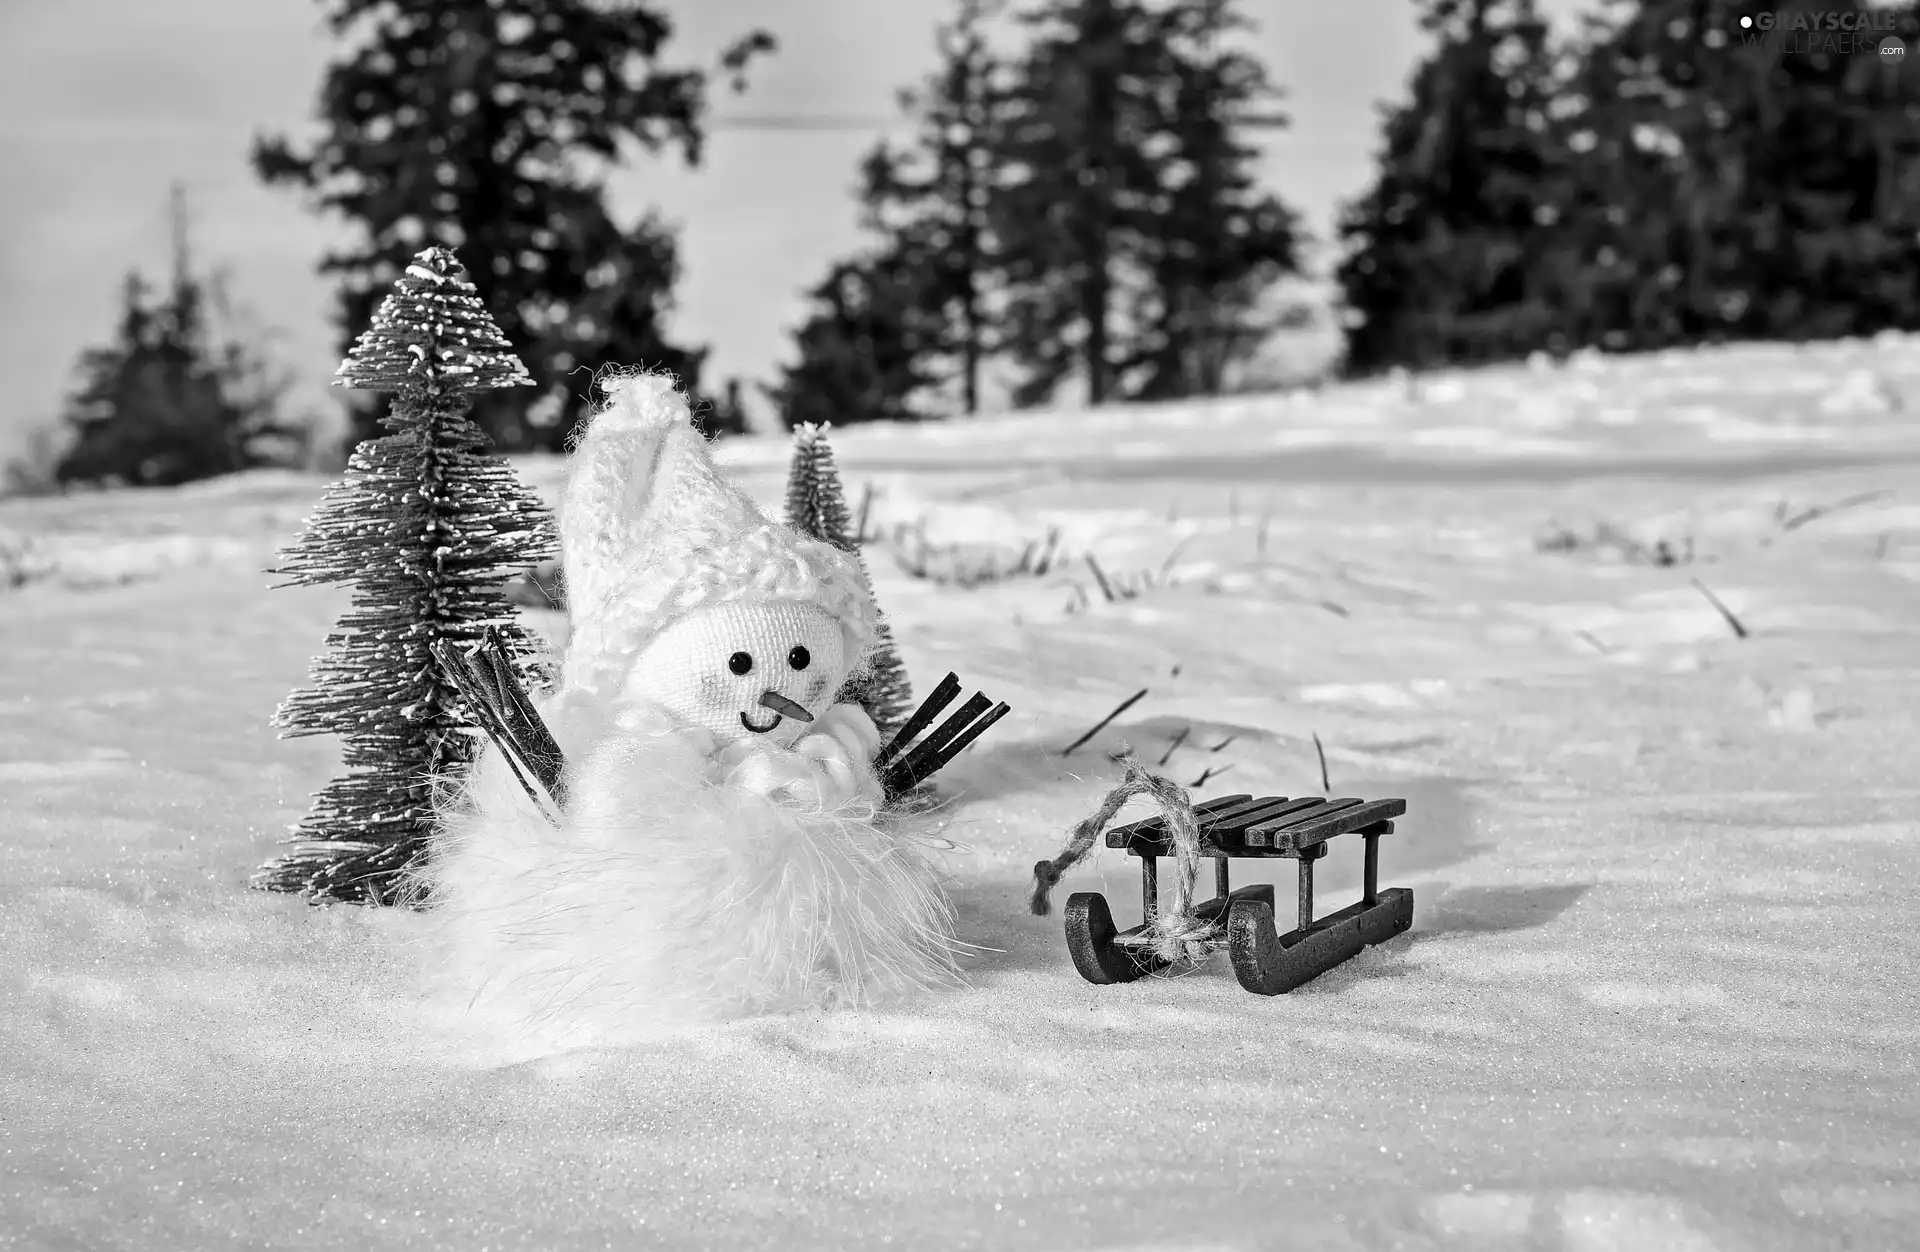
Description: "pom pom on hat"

(559, 370), (877, 698)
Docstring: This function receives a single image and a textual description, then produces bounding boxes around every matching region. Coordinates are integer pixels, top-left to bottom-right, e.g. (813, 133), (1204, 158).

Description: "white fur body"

(419, 692), (959, 1049)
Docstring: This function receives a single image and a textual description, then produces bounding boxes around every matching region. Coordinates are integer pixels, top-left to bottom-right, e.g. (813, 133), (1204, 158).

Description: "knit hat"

(558, 370), (878, 701)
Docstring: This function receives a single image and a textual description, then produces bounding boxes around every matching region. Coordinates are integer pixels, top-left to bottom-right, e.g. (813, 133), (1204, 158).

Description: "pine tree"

(859, 0), (1012, 415)
(783, 424), (915, 738)
(992, 0), (1301, 406)
(57, 188), (302, 487)
(1129, 0), (1302, 399)
(773, 0), (1011, 429)
(254, 0), (773, 453)
(1562, 0), (1920, 350)
(256, 246), (559, 905)
(766, 249), (947, 429)
(1336, 0), (1567, 372)
(993, 0), (1143, 406)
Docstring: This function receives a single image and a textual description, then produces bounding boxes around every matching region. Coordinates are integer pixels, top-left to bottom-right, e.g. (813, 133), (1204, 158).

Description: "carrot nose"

(758, 691), (814, 722)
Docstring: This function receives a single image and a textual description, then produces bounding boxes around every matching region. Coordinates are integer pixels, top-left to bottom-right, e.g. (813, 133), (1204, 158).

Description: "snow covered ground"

(4, 339), (1919, 1250)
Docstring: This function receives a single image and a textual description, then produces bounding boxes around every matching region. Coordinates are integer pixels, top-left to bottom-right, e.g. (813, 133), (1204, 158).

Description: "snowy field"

(4, 340), (1919, 1250)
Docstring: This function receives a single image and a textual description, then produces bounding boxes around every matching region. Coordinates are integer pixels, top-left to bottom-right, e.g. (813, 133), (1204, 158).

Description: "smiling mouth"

(739, 710), (782, 734)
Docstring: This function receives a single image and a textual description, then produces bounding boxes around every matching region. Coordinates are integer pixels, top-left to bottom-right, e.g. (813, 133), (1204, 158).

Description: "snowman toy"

(612, 596), (884, 814)
(420, 372), (959, 1048)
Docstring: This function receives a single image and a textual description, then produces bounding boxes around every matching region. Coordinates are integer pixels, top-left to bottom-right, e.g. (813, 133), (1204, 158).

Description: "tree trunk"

(959, 59), (984, 415)
(1081, 0), (1117, 407)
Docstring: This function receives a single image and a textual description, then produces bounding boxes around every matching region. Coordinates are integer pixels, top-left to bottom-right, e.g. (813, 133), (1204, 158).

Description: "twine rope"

(1028, 747), (1218, 964)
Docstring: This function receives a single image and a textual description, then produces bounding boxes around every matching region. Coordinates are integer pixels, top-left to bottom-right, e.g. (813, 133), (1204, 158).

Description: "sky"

(0, 0), (1582, 462)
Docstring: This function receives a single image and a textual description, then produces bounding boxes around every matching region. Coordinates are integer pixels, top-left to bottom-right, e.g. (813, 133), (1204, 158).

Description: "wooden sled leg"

(1195, 881), (1275, 924)
(1063, 892), (1169, 984)
(1226, 886), (1414, 995)
(1067, 878), (1280, 986)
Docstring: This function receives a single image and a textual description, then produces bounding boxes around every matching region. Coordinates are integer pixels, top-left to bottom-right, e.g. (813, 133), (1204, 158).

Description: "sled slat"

(1205, 796), (1328, 840)
(1106, 794), (1252, 848)
(1119, 796), (1324, 855)
(1193, 795), (1288, 832)
(1239, 798), (1358, 847)
(1254, 799), (1406, 852)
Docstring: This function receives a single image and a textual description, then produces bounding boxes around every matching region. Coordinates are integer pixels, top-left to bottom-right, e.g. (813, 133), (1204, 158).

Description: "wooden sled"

(1064, 793), (1414, 995)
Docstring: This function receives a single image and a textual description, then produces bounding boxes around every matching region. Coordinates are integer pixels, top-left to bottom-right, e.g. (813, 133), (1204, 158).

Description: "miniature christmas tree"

(256, 246), (558, 905)
(784, 423), (915, 738)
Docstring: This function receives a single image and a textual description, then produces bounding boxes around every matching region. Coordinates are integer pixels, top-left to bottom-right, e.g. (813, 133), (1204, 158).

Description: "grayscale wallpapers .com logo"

(1734, 10), (1907, 58)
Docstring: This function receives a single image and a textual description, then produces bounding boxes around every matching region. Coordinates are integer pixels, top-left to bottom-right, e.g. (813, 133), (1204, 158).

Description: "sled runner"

(1063, 793), (1413, 994)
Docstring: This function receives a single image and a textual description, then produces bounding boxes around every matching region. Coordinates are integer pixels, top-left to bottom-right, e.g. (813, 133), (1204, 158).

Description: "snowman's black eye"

(788, 645), (811, 671)
(728, 651), (754, 676)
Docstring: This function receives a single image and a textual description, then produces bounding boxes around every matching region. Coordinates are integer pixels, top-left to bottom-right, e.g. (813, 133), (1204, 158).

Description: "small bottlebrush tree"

(783, 423), (915, 738)
(257, 246), (558, 905)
